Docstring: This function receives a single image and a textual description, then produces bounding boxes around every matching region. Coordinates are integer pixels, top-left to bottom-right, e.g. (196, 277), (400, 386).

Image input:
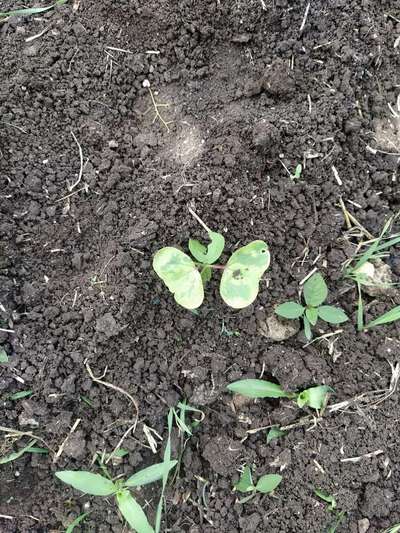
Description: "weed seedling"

(227, 379), (333, 412)
(275, 272), (348, 340)
(315, 489), (346, 533)
(153, 208), (270, 310)
(234, 464), (282, 503)
(0, 346), (8, 363)
(0, 0), (66, 19)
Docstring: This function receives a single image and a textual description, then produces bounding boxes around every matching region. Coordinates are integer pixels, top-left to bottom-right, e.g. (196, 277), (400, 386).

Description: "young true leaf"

(364, 305), (400, 329)
(220, 240), (270, 309)
(305, 307), (318, 326)
(318, 305), (348, 324)
(124, 460), (177, 488)
(303, 273), (328, 307)
(0, 347), (8, 363)
(297, 385), (333, 410)
(227, 379), (292, 399)
(200, 265), (212, 285)
(189, 232), (225, 264)
(255, 473), (282, 494)
(234, 465), (254, 493)
(266, 427), (287, 444)
(66, 512), (90, 533)
(55, 471), (117, 496)
(303, 315), (312, 340)
(315, 489), (337, 510)
(153, 247), (204, 309)
(116, 490), (154, 533)
(275, 302), (304, 319)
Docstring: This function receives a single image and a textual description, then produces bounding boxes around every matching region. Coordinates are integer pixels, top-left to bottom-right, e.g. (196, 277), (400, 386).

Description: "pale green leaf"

(305, 307), (318, 325)
(303, 273), (327, 307)
(318, 305), (348, 324)
(255, 473), (282, 494)
(55, 471), (116, 496)
(266, 427), (287, 444)
(124, 460), (177, 487)
(303, 315), (312, 340)
(0, 347), (8, 363)
(189, 231), (225, 264)
(227, 379), (291, 399)
(116, 490), (154, 533)
(66, 512), (89, 533)
(153, 247), (203, 309)
(365, 305), (400, 329)
(200, 265), (212, 285)
(220, 240), (270, 309)
(297, 385), (333, 410)
(234, 465), (254, 493)
(0, 0), (66, 17)
(275, 302), (304, 319)
(9, 390), (33, 401)
(0, 439), (37, 464)
(315, 488), (337, 510)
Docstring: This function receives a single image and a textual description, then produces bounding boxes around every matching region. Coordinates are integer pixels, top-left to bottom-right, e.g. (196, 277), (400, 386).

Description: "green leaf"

(293, 164), (302, 179)
(365, 305), (400, 329)
(234, 465), (254, 493)
(200, 265), (212, 285)
(297, 385), (333, 410)
(153, 247), (204, 309)
(26, 446), (48, 454)
(0, 439), (37, 464)
(305, 307), (318, 326)
(0, 0), (67, 17)
(266, 427), (287, 444)
(220, 240), (270, 309)
(116, 490), (154, 533)
(303, 273), (328, 307)
(0, 347), (8, 363)
(124, 460), (177, 487)
(255, 473), (282, 494)
(303, 315), (312, 340)
(55, 471), (117, 496)
(315, 488), (337, 510)
(227, 379), (292, 399)
(66, 512), (89, 533)
(275, 302), (304, 319)
(189, 231), (225, 264)
(318, 305), (348, 324)
(9, 390), (33, 401)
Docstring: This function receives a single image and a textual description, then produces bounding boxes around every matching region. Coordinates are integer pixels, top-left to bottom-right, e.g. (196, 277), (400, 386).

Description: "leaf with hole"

(153, 247), (203, 309)
(227, 379), (292, 399)
(234, 465), (254, 493)
(305, 307), (318, 326)
(297, 385), (333, 410)
(275, 301), (304, 319)
(318, 305), (348, 324)
(220, 240), (270, 309)
(189, 231), (225, 264)
(255, 473), (282, 494)
(116, 490), (154, 533)
(55, 471), (117, 496)
(124, 460), (177, 487)
(303, 272), (328, 307)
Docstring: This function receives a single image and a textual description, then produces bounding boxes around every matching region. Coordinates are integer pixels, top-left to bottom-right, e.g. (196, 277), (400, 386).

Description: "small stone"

(344, 119), (362, 134)
(63, 431), (86, 460)
(358, 518), (370, 533)
(96, 313), (120, 338)
(18, 414), (39, 427)
(23, 44), (39, 57)
(258, 313), (300, 341)
(108, 139), (119, 149)
(357, 259), (396, 297)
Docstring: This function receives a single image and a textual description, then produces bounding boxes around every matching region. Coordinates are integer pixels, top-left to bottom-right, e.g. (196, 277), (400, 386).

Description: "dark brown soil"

(1, 1), (400, 532)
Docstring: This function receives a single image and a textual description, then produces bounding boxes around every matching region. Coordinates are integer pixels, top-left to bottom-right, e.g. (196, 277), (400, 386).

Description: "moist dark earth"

(1, 0), (400, 531)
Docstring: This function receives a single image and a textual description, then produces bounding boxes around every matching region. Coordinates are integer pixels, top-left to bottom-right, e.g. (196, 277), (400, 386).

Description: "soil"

(1, 1), (400, 532)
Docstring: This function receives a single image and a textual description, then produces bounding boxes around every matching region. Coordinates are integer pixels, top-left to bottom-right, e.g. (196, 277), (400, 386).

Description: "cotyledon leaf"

(219, 240), (270, 309)
(153, 247), (204, 309)
(189, 231), (225, 264)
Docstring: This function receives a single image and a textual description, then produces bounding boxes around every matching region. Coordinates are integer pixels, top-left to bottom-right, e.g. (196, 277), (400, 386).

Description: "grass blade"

(9, 390), (33, 401)
(0, 0), (67, 18)
(0, 439), (37, 464)
(364, 305), (400, 329)
(66, 512), (89, 533)
(155, 409), (174, 533)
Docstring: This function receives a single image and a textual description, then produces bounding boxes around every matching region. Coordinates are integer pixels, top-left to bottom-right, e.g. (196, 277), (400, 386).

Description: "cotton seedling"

(227, 379), (333, 411)
(234, 464), (282, 503)
(275, 272), (348, 340)
(343, 215), (400, 330)
(153, 209), (270, 310)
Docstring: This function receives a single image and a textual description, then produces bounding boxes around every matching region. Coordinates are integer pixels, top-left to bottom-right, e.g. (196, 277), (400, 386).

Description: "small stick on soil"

(188, 206), (211, 233)
(299, 267), (317, 285)
(299, 2), (311, 33)
(0, 327), (14, 333)
(0, 426), (54, 454)
(85, 363), (139, 463)
(68, 131), (84, 192)
(53, 418), (81, 463)
(331, 165), (343, 186)
(341, 449), (383, 463)
(143, 81), (173, 132)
